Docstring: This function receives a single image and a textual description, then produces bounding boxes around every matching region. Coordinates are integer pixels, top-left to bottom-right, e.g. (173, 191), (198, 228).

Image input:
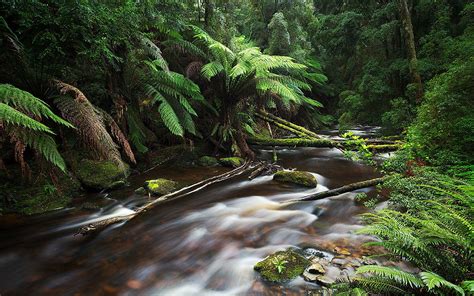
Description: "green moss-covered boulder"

(198, 156), (219, 167)
(144, 179), (177, 196)
(75, 160), (128, 191)
(254, 250), (310, 283)
(273, 170), (317, 187)
(219, 157), (244, 168)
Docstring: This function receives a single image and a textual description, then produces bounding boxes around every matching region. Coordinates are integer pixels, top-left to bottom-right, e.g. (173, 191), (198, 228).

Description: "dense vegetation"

(0, 1), (472, 295)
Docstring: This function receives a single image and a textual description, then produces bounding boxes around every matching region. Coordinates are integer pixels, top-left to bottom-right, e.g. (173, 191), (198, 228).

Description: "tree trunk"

(256, 110), (320, 139)
(398, 0), (423, 102)
(204, 0), (213, 29)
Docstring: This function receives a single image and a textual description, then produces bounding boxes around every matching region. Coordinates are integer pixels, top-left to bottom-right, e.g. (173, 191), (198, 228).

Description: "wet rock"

(75, 160), (129, 191)
(331, 258), (348, 266)
(303, 269), (319, 282)
(254, 250), (310, 283)
(144, 179), (177, 196)
(219, 157), (244, 168)
(198, 156), (219, 167)
(134, 187), (147, 195)
(334, 247), (351, 256)
(273, 170), (317, 188)
(308, 262), (326, 274)
(316, 275), (336, 287)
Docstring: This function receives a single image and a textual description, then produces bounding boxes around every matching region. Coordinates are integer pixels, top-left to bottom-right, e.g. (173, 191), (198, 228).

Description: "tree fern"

(144, 40), (203, 137)
(356, 265), (423, 288)
(0, 84), (72, 172)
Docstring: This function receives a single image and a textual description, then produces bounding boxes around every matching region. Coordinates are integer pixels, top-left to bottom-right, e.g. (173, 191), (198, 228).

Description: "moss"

(0, 171), (80, 215)
(198, 156), (219, 167)
(254, 250), (310, 283)
(273, 170), (317, 187)
(75, 159), (128, 191)
(219, 157), (244, 168)
(144, 179), (177, 196)
(367, 144), (401, 152)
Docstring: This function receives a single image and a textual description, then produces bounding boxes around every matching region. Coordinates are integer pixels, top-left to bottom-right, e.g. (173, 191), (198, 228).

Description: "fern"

(143, 40), (203, 137)
(420, 272), (465, 295)
(0, 84), (72, 172)
(356, 265), (423, 288)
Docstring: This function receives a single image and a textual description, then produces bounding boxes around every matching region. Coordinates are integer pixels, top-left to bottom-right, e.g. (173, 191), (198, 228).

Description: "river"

(0, 128), (387, 295)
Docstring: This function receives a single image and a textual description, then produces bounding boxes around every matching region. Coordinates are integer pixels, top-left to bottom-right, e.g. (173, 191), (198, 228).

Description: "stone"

(144, 179), (177, 196)
(316, 275), (336, 287)
(254, 250), (310, 283)
(75, 159), (128, 191)
(198, 156), (219, 167)
(134, 187), (147, 195)
(334, 247), (351, 256)
(331, 258), (348, 266)
(219, 157), (244, 168)
(273, 170), (317, 188)
(306, 262), (326, 274)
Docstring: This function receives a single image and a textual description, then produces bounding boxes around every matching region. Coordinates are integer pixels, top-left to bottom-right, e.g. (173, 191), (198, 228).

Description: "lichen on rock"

(219, 157), (244, 168)
(273, 170), (317, 187)
(144, 179), (177, 196)
(254, 250), (310, 283)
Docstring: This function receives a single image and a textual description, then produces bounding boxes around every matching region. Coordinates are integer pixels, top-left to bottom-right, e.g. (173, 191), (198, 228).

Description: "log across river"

(0, 127), (397, 295)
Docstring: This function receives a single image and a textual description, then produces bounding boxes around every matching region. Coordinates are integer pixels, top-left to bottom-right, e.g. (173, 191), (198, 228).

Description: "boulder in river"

(75, 159), (129, 191)
(254, 250), (310, 283)
(198, 156), (219, 167)
(144, 179), (177, 196)
(273, 170), (317, 187)
(219, 157), (244, 168)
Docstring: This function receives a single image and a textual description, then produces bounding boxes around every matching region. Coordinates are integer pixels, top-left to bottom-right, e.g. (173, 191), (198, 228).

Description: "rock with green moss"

(75, 160), (129, 191)
(254, 250), (310, 283)
(219, 157), (244, 168)
(198, 156), (219, 167)
(144, 179), (177, 196)
(273, 170), (317, 187)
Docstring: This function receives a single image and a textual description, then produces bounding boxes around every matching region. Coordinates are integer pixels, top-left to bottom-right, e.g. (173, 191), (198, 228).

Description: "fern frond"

(420, 272), (465, 295)
(356, 265), (423, 288)
(0, 103), (53, 133)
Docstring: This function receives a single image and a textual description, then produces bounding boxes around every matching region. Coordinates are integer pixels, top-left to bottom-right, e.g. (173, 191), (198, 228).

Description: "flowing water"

(0, 128), (385, 295)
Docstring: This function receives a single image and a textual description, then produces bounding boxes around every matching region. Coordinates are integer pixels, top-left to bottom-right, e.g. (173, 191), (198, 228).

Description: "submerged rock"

(254, 250), (310, 283)
(144, 179), (177, 196)
(198, 156), (219, 167)
(219, 157), (244, 168)
(273, 170), (317, 187)
(75, 160), (128, 191)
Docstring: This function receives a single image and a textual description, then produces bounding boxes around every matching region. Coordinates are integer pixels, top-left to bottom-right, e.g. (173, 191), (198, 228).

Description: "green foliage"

(0, 84), (72, 172)
(408, 55), (474, 165)
(345, 176), (473, 295)
(341, 132), (374, 164)
(272, 257), (288, 274)
(145, 58), (204, 137)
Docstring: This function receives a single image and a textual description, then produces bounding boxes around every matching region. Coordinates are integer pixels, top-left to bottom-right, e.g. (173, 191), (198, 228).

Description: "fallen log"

(256, 110), (320, 139)
(284, 176), (387, 203)
(247, 137), (401, 152)
(75, 161), (253, 236)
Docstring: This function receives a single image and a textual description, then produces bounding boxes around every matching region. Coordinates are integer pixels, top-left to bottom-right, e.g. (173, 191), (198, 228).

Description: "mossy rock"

(75, 160), (128, 191)
(219, 157), (244, 168)
(144, 179), (177, 196)
(273, 170), (317, 187)
(198, 156), (219, 167)
(254, 250), (310, 283)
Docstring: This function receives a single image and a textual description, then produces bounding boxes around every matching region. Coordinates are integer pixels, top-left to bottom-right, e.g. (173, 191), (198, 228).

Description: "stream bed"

(0, 128), (392, 295)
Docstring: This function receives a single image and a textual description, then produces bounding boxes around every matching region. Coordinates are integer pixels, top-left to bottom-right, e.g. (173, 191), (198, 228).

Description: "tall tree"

(397, 0), (423, 102)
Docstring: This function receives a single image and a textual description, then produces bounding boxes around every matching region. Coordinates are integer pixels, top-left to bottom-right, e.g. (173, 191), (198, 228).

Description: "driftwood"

(75, 161), (253, 236)
(255, 110), (320, 139)
(284, 177), (387, 204)
(248, 161), (284, 180)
